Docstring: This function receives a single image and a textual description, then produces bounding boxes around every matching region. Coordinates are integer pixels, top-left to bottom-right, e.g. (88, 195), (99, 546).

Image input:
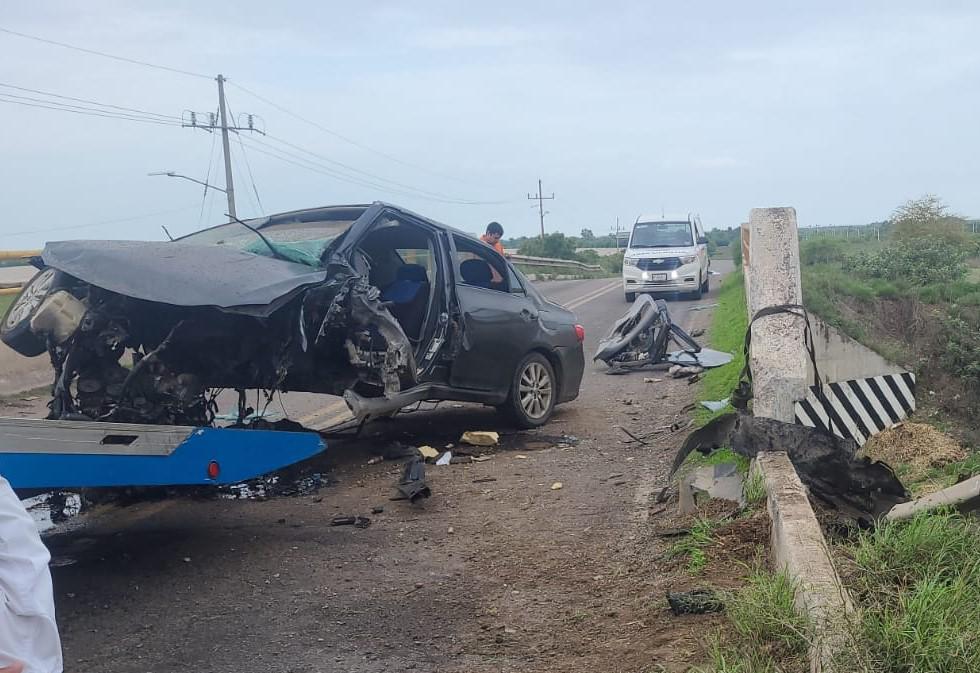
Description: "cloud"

(408, 26), (541, 50)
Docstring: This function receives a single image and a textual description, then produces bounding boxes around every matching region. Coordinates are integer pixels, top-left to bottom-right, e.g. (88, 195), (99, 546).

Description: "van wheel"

(498, 352), (556, 429)
(625, 291), (636, 303)
(701, 274), (710, 294)
(1, 268), (61, 357)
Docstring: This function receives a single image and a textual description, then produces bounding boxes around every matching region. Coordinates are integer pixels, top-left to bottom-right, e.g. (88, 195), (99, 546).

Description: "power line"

(260, 134), (506, 205)
(0, 94), (182, 126)
(0, 26), (211, 80)
(225, 99), (264, 214)
(5, 205), (200, 238)
(0, 81), (182, 121)
(0, 90), (181, 124)
(240, 136), (507, 206)
(228, 81), (471, 185)
(198, 126), (219, 228)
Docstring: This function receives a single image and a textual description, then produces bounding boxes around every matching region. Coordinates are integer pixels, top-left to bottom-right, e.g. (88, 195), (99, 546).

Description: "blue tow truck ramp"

(0, 417), (326, 490)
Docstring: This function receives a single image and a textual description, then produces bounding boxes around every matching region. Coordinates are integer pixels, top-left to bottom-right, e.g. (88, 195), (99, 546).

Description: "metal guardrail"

(0, 250), (601, 298)
(0, 249), (40, 296)
(507, 254), (602, 272)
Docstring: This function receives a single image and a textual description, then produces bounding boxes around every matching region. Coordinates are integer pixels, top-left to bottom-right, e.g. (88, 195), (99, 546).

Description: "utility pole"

(216, 75), (236, 220)
(182, 74), (265, 222)
(527, 179), (554, 238)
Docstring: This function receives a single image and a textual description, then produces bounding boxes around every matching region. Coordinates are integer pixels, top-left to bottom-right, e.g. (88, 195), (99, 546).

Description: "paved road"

(36, 263), (733, 672)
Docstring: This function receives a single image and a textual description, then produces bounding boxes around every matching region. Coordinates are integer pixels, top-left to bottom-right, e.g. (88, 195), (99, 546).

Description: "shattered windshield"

(176, 219), (356, 267)
(630, 221), (693, 248)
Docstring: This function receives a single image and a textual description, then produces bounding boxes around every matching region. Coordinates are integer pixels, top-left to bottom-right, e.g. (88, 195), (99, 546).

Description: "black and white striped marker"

(794, 373), (916, 446)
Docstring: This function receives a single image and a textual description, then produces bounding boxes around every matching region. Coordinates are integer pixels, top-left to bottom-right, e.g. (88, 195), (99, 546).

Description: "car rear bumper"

(555, 344), (585, 403)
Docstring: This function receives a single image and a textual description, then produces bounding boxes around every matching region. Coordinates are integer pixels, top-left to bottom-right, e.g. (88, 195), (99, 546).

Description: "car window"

(453, 234), (509, 292)
(630, 221), (693, 248)
(397, 247), (437, 280)
(177, 219), (356, 267)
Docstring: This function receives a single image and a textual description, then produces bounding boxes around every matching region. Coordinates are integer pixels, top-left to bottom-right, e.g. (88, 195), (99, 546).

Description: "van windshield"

(630, 221), (693, 248)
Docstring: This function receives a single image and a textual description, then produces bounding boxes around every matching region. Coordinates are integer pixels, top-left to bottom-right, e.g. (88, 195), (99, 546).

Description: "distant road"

(0, 266), (35, 285)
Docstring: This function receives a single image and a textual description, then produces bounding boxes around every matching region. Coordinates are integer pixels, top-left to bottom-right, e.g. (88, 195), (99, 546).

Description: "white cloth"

(0, 477), (62, 673)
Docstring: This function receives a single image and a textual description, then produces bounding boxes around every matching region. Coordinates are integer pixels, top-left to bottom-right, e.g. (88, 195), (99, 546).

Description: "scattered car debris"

(595, 295), (731, 373)
(473, 477), (497, 484)
(470, 455), (493, 463)
(678, 464), (745, 514)
(418, 445), (440, 460)
(461, 431), (500, 447)
(700, 398), (730, 412)
(687, 303), (719, 311)
(643, 377), (663, 383)
(330, 515), (372, 528)
(393, 457), (431, 502)
(655, 485), (673, 504)
(366, 456), (384, 465)
(689, 328), (706, 337)
(673, 412), (908, 526)
(667, 589), (724, 615)
(371, 506), (385, 514)
(669, 365), (704, 379)
(550, 482), (563, 491)
(436, 451), (452, 466)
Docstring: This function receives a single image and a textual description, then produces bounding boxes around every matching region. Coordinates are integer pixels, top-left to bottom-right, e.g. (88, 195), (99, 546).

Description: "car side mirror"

(697, 236), (708, 245)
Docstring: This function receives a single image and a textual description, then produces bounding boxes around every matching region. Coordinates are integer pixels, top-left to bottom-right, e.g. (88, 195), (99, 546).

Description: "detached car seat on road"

(460, 259), (494, 290)
(380, 263), (430, 339)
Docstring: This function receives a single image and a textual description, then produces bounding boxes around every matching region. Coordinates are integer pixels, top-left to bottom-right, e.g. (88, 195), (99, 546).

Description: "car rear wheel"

(625, 291), (637, 303)
(498, 352), (557, 429)
(701, 273), (710, 294)
(1, 268), (60, 357)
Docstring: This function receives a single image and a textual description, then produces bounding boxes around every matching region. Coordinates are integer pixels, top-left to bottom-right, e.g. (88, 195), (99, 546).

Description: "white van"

(621, 213), (710, 302)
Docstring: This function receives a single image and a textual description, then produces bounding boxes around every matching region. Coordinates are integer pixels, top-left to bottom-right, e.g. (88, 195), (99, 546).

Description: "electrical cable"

(198, 124), (219, 228)
(224, 97), (264, 214)
(262, 133), (507, 205)
(0, 26), (211, 80)
(229, 81), (473, 185)
(0, 81), (182, 121)
(239, 137), (491, 204)
(0, 94), (182, 126)
(4, 204), (200, 239)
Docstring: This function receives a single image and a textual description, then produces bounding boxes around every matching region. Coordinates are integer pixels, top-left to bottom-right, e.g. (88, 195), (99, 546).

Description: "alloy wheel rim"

(519, 361), (553, 419)
(3, 269), (55, 331)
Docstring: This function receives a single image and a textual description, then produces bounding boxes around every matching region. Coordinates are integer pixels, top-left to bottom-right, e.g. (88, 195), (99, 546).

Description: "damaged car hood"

(42, 240), (328, 316)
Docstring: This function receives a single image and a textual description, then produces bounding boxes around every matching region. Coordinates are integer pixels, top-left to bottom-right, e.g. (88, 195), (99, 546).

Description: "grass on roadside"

(694, 569), (810, 673)
(0, 294), (13, 317)
(833, 509), (980, 673)
(669, 517), (720, 574)
(695, 270), (748, 426)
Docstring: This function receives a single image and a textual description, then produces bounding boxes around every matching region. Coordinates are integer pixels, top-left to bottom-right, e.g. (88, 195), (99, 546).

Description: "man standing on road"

(0, 475), (63, 673)
(481, 222), (506, 255)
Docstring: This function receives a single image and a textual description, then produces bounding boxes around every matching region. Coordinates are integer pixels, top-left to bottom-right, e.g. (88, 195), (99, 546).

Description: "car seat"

(460, 258), (493, 289)
(380, 264), (430, 340)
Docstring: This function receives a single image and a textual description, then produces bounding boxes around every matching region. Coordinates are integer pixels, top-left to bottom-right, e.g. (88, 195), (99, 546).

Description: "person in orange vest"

(480, 222), (505, 255)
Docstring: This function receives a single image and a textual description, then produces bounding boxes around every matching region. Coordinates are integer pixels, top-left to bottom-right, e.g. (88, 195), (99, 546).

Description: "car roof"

(635, 213), (695, 224)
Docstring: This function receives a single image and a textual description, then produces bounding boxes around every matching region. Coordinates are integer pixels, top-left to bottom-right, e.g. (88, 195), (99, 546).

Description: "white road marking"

(563, 280), (621, 311)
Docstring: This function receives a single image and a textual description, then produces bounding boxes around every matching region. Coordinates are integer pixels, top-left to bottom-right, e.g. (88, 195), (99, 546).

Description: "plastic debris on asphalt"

(700, 398), (731, 412)
(436, 451), (452, 466)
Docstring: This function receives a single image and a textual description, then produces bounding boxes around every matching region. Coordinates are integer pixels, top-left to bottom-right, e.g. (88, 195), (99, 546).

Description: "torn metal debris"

(673, 412), (908, 527)
(594, 295), (732, 373)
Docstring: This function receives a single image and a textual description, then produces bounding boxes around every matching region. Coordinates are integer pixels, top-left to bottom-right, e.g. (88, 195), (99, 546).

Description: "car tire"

(701, 274), (710, 294)
(0, 268), (61, 357)
(498, 352), (557, 429)
(625, 291), (637, 303)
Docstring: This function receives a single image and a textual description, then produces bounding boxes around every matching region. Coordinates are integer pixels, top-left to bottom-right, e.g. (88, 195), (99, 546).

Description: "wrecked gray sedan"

(2, 203), (585, 429)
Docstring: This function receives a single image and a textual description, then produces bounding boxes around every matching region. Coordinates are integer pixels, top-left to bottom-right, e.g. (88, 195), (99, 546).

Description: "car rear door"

(447, 234), (538, 392)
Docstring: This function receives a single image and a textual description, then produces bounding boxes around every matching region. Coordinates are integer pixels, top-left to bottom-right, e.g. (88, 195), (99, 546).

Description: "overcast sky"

(2, 1), (979, 246)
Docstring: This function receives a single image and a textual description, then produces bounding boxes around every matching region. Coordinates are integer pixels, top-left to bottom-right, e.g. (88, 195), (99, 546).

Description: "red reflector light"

(207, 461), (220, 480)
(574, 324), (585, 342)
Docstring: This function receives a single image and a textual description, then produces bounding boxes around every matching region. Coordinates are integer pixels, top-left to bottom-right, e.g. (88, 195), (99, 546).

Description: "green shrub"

(801, 238), (847, 266)
(848, 238), (969, 286)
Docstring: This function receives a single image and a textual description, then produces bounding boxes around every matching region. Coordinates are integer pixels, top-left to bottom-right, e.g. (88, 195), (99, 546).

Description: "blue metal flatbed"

(0, 417), (326, 490)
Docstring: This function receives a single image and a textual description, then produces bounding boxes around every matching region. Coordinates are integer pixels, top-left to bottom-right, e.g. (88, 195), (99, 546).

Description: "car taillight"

(574, 324), (585, 342)
(207, 460), (220, 480)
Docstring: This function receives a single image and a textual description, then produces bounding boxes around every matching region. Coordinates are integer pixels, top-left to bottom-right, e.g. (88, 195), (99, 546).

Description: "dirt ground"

(31, 271), (763, 673)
